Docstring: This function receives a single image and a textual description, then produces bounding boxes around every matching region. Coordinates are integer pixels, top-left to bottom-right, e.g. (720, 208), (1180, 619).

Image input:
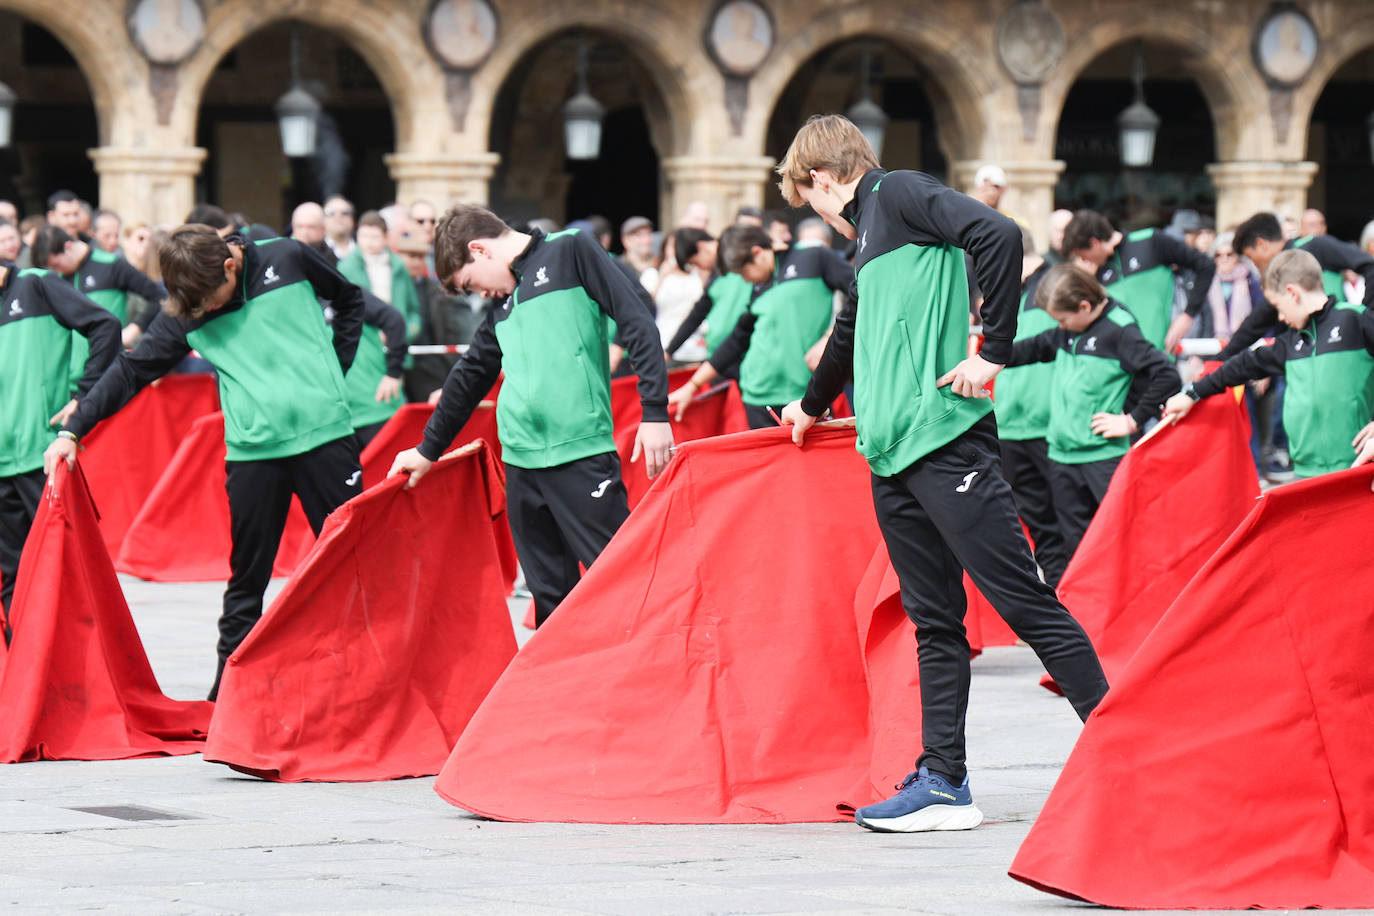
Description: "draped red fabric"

(80, 375), (220, 556)
(614, 380), (749, 507)
(0, 463), (212, 762)
(1010, 466), (1374, 909)
(856, 553), (1015, 658)
(114, 413), (315, 582)
(203, 442), (517, 782)
(433, 427), (943, 823)
(359, 403), (513, 586)
(1042, 395), (1259, 692)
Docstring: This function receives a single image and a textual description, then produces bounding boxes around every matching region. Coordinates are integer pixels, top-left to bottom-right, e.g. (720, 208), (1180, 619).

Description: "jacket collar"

(841, 169), (887, 228)
(509, 229), (544, 282)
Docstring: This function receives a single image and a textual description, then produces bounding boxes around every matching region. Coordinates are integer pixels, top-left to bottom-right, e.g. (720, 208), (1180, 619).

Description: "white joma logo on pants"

(590, 479), (611, 498)
(956, 471), (978, 493)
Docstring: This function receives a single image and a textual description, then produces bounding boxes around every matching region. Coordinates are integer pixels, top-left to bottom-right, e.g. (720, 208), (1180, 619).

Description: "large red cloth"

(856, 554), (1016, 658)
(434, 427), (947, 823)
(1011, 466), (1374, 908)
(1045, 395), (1259, 691)
(203, 442), (517, 782)
(80, 374), (220, 556)
(0, 464), (212, 762)
(114, 413), (316, 581)
(614, 379), (749, 507)
(358, 402), (514, 586)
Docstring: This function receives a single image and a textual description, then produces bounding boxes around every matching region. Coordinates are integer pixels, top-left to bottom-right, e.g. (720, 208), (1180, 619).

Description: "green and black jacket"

(65, 246), (167, 393)
(1218, 235), (1374, 360)
(800, 168), (1021, 477)
(1, 264), (121, 475)
(665, 271), (754, 356)
(1096, 228), (1215, 352)
(342, 290), (408, 430)
(65, 237), (365, 462)
(337, 247), (423, 369)
(992, 260), (1057, 441)
(707, 245), (852, 407)
(1009, 300), (1179, 465)
(1195, 297), (1374, 477)
(418, 228), (669, 469)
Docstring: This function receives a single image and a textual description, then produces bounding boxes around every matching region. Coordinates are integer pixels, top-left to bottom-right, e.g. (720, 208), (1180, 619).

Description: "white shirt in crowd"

(654, 270), (708, 362)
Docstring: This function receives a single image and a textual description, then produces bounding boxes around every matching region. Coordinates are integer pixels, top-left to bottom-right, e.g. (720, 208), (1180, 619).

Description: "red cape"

(1010, 466), (1374, 909)
(0, 463), (212, 762)
(434, 427), (955, 823)
(203, 441), (517, 782)
(114, 413), (315, 581)
(1046, 395), (1259, 691)
(80, 374), (220, 556)
(359, 402), (516, 588)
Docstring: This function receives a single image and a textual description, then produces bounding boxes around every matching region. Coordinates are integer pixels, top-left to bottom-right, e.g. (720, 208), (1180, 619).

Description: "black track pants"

(505, 451), (630, 627)
(999, 437), (1070, 587)
(871, 415), (1108, 785)
(0, 468), (45, 637)
(1048, 456), (1122, 563)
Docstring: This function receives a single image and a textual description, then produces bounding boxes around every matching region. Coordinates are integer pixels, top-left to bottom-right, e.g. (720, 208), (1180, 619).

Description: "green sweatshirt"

(1098, 227), (1215, 352)
(1194, 298), (1374, 477)
(707, 246), (851, 407)
(341, 291), (409, 430)
(1009, 301), (1179, 465)
(800, 169), (1023, 477)
(1, 267), (121, 475)
(337, 248), (422, 369)
(993, 261), (1056, 441)
(65, 238), (365, 462)
(417, 228), (668, 469)
(66, 247), (166, 393)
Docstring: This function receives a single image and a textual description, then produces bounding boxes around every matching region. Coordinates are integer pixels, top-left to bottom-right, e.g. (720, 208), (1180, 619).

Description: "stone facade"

(2, 0), (1373, 244)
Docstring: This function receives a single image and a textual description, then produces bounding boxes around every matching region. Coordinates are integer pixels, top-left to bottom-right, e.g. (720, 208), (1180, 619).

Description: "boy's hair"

(185, 203), (230, 229)
(1060, 210), (1114, 258)
(775, 114), (880, 208)
(160, 224), (233, 320)
(30, 225), (74, 267)
(357, 210), (388, 233)
(1234, 212), (1283, 255)
(19, 215), (47, 236)
(1039, 262), (1108, 314)
(1019, 224), (1038, 259)
(673, 227), (713, 267)
(45, 189), (78, 211)
(434, 205), (511, 292)
(1263, 248), (1322, 293)
(718, 224), (772, 273)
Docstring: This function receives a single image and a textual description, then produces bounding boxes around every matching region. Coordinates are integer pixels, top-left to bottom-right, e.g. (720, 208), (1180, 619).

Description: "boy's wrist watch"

(1181, 382), (1201, 401)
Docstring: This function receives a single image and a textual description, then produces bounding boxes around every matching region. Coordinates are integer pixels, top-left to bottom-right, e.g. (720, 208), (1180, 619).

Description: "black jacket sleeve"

(706, 308), (758, 377)
(1193, 342), (1287, 399)
(1153, 232), (1216, 317)
(893, 172), (1022, 364)
(665, 285), (715, 356)
(1304, 235), (1374, 308)
(41, 274), (121, 397)
(416, 310), (503, 462)
(1007, 327), (1064, 367)
(819, 247), (854, 296)
(110, 258), (169, 328)
(800, 282), (857, 416)
(296, 240), (365, 374)
(1116, 323), (1181, 425)
(572, 231), (669, 423)
(63, 310), (192, 438)
(361, 289), (408, 378)
(1217, 298), (1279, 360)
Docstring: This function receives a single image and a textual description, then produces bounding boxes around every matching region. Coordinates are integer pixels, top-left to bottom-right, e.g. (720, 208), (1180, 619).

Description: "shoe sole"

(854, 803), (984, 833)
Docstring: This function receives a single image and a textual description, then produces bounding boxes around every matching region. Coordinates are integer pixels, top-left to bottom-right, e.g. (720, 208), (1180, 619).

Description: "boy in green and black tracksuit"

(993, 247), (1069, 586)
(342, 290), (408, 447)
(54, 231), (366, 698)
(31, 226), (168, 392)
(1220, 218), (1374, 360)
(1167, 248), (1374, 477)
(1008, 286), (1178, 559)
(664, 270), (753, 371)
(399, 217), (670, 626)
(780, 140), (1107, 828)
(0, 263), (120, 630)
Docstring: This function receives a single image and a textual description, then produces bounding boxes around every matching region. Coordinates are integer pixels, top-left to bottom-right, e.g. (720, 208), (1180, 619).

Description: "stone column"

(385, 151), (502, 207)
(660, 156), (777, 233)
(1206, 161), (1319, 232)
(951, 159), (1066, 253)
(88, 147), (208, 227)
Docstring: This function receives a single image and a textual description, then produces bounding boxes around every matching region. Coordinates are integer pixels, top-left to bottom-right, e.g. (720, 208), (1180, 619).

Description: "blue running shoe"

(853, 766), (984, 832)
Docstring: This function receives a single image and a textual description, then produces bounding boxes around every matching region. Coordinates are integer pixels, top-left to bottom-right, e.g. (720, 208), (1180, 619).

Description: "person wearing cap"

(620, 216), (657, 278)
(970, 165), (1008, 211)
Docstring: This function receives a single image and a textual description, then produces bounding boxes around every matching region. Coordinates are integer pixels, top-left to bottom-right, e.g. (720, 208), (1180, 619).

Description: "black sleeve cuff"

(979, 336), (1012, 365)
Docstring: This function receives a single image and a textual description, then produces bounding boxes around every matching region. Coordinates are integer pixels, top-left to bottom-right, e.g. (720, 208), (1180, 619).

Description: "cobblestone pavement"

(0, 578), (1346, 915)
